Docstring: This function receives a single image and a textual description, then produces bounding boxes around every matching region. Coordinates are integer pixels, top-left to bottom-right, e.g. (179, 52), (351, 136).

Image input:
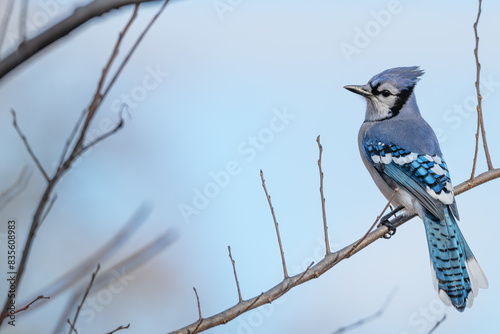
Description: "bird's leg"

(378, 205), (404, 239)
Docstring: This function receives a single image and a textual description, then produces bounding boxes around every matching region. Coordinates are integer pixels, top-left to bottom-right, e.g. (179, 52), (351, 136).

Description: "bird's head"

(344, 66), (424, 122)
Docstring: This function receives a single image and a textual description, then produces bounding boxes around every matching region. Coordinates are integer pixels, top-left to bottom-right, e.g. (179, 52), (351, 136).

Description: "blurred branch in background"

(54, 230), (178, 333)
(0, 0), (171, 327)
(331, 288), (397, 334)
(16, 204), (152, 316)
(0, 166), (32, 211)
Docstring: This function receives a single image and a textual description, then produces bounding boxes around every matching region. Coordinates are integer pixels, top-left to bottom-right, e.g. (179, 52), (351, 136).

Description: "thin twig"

(228, 246), (243, 302)
(260, 170), (288, 279)
(470, 0), (493, 180)
(81, 118), (124, 153)
(331, 288), (397, 334)
(68, 264), (100, 334)
(11, 109), (49, 181)
(317, 135), (331, 254)
(191, 287), (203, 334)
(105, 324), (131, 334)
(1, 295), (49, 319)
(428, 314), (447, 334)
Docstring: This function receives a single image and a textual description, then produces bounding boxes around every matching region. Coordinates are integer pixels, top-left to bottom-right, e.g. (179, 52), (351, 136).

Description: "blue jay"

(344, 67), (488, 311)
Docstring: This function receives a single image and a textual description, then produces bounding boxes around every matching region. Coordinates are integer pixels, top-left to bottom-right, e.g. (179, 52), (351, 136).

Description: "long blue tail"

(422, 207), (488, 311)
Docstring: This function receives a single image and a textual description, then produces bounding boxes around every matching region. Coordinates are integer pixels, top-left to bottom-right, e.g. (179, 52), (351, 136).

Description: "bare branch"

(105, 324), (131, 334)
(11, 109), (49, 181)
(260, 169), (288, 279)
(68, 264), (100, 334)
(0, 0), (163, 79)
(316, 135), (330, 254)
(228, 246), (243, 303)
(331, 288), (397, 334)
(167, 168), (500, 334)
(470, 0), (493, 180)
(0, 166), (32, 210)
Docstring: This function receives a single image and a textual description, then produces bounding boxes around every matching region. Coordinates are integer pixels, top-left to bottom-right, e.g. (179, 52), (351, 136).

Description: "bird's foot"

(378, 205), (403, 239)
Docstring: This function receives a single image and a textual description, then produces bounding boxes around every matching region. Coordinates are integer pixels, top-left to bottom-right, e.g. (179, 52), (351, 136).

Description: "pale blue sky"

(1, 1), (499, 333)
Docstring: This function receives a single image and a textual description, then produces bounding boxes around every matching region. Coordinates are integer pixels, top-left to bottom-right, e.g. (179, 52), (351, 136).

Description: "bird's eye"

(381, 90), (391, 97)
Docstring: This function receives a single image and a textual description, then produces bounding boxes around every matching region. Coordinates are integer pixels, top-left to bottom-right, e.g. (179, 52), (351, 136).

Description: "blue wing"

(362, 141), (459, 220)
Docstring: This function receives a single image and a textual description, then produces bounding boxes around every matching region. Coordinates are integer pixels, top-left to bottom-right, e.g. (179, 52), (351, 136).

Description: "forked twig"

(228, 246), (243, 302)
(260, 170), (288, 279)
(317, 135), (331, 254)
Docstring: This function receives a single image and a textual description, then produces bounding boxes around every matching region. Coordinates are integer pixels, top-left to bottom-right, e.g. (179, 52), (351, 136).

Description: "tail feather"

(423, 207), (487, 311)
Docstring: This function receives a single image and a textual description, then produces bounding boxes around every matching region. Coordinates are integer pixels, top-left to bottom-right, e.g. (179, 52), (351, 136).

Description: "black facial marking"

(389, 85), (414, 116)
(371, 82), (381, 95)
